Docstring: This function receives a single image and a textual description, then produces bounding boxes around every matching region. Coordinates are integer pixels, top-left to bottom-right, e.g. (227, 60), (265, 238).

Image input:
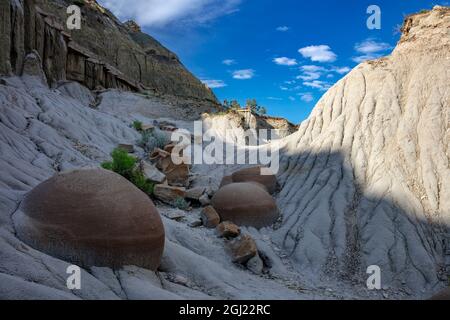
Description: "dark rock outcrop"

(13, 169), (165, 270)
(0, 0), (218, 104)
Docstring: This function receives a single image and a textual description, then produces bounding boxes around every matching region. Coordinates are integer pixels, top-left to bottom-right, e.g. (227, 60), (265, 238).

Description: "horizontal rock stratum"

(0, 0), (218, 103)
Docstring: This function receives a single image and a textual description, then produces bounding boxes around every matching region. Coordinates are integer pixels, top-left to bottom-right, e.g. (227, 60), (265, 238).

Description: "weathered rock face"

(13, 169), (165, 270)
(274, 6), (450, 295)
(0, 0), (218, 104)
(212, 183), (279, 229)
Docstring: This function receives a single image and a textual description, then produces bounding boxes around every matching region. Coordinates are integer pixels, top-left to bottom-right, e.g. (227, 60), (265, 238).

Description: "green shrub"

(131, 172), (155, 196)
(138, 128), (170, 152)
(101, 148), (154, 196)
(173, 197), (190, 210)
(132, 120), (143, 132)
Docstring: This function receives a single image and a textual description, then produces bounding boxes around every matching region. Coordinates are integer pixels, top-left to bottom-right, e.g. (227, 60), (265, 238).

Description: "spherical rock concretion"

(13, 168), (165, 270)
(211, 182), (279, 229)
(230, 166), (278, 194)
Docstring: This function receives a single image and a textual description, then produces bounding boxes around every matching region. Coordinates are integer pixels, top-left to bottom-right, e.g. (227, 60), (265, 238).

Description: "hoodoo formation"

(13, 169), (165, 270)
(212, 182), (279, 229)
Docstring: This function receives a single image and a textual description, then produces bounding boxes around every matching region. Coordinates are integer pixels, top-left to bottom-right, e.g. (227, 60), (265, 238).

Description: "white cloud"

(298, 45), (337, 63)
(296, 65), (325, 81)
(201, 79), (227, 88)
(222, 59), (236, 65)
(232, 69), (255, 80)
(288, 96), (296, 102)
(355, 39), (391, 54)
(276, 26), (289, 32)
(332, 66), (351, 74)
(300, 65), (326, 72)
(296, 72), (321, 81)
(99, 0), (241, 27)
(353, 39), (392, 63)
(298, 93), (314, 102)
(303, 80), (331, 91)
(267, 97), (282, 101)
(280, 86), (289, 91)
(273, 57), (298, 66)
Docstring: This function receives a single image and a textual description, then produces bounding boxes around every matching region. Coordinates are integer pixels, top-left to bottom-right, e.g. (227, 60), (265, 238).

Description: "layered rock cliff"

(0, 0), (218, 102)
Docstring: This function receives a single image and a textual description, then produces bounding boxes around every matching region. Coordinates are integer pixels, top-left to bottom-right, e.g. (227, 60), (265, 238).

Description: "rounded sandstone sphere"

(13, 168), (165, 270)
(211, 182), (279, 229)
(230, 166), (278, 194)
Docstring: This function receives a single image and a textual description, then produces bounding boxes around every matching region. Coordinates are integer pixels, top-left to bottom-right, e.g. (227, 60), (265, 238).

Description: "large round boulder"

(211, 182), (279, 229)
(221, 166), (278, 194)
(13, 168), (165, 270)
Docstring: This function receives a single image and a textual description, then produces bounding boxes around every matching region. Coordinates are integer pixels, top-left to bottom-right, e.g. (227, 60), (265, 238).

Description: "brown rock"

(141, 161), (165, 183)
(141, 124), (155, 132)
(164, 163), (190, 187)
(429, 287), (450, 300)
(154, 184), (186, 204)
(211, 183), (279, 229)
(219, 175), (233, 188)
(150, 147), (190, 187)
(200, 206), (220, 228)
(199, 194), (211, 206)
(229, 235), (258, 264)
(246, 254), (264, 275)
(216, 221), (240, 239)
(13, 169), (165, 270)
(231, 166), (278, 194)
(186, 187), (207, 200)
(118, 143), (134, 153)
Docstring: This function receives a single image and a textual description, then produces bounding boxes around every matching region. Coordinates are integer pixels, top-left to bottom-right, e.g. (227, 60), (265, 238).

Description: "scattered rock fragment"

(186, 187), (207, 200)
(117, 143), (134, 153)
(200, 206), (220, 228)
(141, 124), (155, 132)
(246, 254), (264, 275)
(162, 209), (186, 221)
(188, 219), (203, 228)
(199, 193), (211, 206)
(216, 221), (240, 239)
(141, 161), (166, 183)
(154, 184), (186, 204)
(150, 148), (190, 187)
(229, 235), (258, 264)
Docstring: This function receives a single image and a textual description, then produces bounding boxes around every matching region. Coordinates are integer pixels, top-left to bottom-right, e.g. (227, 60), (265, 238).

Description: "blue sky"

(99, 0), (448, 123)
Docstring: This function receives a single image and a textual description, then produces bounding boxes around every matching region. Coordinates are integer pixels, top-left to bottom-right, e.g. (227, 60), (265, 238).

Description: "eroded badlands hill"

(275, 6), (450, 295)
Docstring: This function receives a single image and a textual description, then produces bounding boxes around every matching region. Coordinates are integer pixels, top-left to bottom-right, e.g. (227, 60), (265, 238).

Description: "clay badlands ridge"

(0, 1), (449, 300)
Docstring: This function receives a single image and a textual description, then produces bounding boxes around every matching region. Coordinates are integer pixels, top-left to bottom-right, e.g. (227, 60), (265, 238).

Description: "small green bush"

(101, 148), (154, 196)
(138, 128), (170, 152)
(173, 197), (190, 210)
(132, 120), (143, 132)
